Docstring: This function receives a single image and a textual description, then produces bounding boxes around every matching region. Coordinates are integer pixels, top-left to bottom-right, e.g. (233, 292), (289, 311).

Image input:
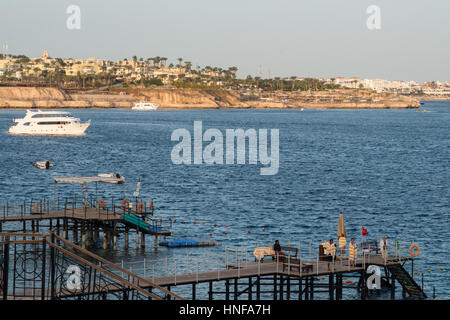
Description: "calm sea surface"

(0, 101), (449, 299)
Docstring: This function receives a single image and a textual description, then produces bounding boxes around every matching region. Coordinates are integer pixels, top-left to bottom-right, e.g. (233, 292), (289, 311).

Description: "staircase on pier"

(388, 264), (426, 299)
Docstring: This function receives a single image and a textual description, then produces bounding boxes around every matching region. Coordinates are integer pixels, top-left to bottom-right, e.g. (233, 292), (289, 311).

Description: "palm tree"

(153, 56), (161, 68)
(177, 57), (183, 70)
(160, 57), (168, 68)
(184, 61), (192, 73)
(290, 76), (297, 91)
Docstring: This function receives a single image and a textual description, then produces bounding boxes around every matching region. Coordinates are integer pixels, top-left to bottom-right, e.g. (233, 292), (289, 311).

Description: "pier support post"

(81, 222), (86, 249)
(63, 219), (68, 240)
(337, 274), (343, 300)
(136, 229), (139, 249)
(192, 283), (196, 300)
(304, 277), (309, 300)
(279, 275), (284, 300)
(56, 219), (60, 237)
(141, 232), (145, 249)
(298, 277), (303, 301)
(360, 272), (368, 300)
(248, 277), (252, 300)
(85, 223), (90, 247)
(73, 221), (78, 244)
(390, 273), (395, 300)
(209, 281), (213, 300)
(329, 274), (334, 300)
(256, 276), (261, 300)
(81, 232), (86, 249)
(154, 234), (158, 250)
(273, 275), (278, 300)
(124, 228), (129, 249)
(286, 276), (291, 300)
(225, 279), (230, 300)
(103, 230), (108, 250)
(113, 232), (117, 250)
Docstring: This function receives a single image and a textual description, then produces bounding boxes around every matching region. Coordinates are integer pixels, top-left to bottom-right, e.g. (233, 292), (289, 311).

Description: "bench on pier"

(361, 240), (380, 254)
(279, 246), (298, 258)
(254, 246), (299, 262)
(280, 256), (313, 273)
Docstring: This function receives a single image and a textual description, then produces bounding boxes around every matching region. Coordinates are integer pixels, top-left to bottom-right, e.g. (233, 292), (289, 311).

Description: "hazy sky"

(1, 0), (449, 82)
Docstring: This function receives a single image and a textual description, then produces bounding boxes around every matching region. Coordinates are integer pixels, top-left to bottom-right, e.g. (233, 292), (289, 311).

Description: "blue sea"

(0, 101), (449, 300)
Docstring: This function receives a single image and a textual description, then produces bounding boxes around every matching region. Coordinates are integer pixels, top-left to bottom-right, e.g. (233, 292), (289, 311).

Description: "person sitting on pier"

(272, 240), (284, 260)
(348, 238), (357, 266)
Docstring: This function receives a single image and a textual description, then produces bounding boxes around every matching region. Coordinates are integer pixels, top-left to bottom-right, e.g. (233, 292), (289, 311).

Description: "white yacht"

(8, 109), (90, 136)
(132, 101), (159, 111)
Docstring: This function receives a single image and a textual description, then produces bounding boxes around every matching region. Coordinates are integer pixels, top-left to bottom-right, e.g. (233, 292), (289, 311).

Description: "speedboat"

(9, 110), (90, 136)
(132, 102), (159, 111)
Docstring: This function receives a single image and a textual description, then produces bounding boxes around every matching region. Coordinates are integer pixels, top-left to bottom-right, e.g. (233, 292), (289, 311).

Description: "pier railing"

(118, 242), (423, 286)
(0, 196), (162, 222)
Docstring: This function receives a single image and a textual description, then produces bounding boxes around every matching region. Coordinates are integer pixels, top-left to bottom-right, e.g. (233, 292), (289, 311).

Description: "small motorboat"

(34, 160), (53, 169)
(132, 102), (159, 111)
(98, 173), (122, 179)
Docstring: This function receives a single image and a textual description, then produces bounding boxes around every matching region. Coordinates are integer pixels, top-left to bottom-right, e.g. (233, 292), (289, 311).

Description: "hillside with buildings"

(0, 49), (446, 109)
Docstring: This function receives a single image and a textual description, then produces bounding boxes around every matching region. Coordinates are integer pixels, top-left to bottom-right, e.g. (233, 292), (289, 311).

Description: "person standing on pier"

(325, 239), (336, 270)
(380, 236), (388, 259)
(338, 236), (347, 256)
(348, 238), (357, 266)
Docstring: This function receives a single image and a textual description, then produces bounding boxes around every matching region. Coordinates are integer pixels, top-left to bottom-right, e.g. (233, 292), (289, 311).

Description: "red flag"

(362, 226), (368, 236)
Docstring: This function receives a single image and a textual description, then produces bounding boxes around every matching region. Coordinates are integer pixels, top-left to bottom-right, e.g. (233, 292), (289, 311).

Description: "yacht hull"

(9, 122), (90, 136)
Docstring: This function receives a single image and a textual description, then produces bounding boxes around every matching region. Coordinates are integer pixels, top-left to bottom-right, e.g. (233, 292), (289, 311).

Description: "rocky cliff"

(0, 86), (421, 109)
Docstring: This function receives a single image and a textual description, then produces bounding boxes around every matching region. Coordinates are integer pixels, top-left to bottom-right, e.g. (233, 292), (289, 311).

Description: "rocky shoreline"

(0, 86), (423, 109)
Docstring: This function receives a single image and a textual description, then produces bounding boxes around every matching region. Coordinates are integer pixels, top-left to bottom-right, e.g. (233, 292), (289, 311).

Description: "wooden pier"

(139, 254), (426, 300)
(0, 230), (427, 300)
(0, 197), (172, 250)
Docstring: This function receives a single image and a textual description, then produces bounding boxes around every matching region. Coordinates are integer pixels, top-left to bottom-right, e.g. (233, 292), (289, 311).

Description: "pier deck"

(0, 198), (173, 239)
(142, 255), (410, 287)
(1, 231), (425, 300)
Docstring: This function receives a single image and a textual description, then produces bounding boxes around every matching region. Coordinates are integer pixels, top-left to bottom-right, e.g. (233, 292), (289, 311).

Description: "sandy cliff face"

(0, 87), (136, 108)
(128, 88), (248, 109)
(0, 86), (421, 109)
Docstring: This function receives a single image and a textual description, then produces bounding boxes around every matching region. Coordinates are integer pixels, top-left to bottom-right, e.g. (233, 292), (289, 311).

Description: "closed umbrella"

(338, 212), (347, 238)
(337, 212), (347, 256)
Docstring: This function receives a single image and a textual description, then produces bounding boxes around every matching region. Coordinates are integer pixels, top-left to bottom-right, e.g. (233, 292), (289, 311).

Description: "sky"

(0, 0), (449, 82)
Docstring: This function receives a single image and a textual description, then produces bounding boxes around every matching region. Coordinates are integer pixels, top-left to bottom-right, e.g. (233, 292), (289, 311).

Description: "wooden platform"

(0, 207), (122, 222)
(140, 254), (411, 287)
(0, 207), (172, 236)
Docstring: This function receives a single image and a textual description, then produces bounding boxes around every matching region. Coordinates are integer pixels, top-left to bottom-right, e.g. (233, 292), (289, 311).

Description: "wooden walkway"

(141, 255), (411, 287)
(0, 207), (172, 236)
(0, 208), (122, 222)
